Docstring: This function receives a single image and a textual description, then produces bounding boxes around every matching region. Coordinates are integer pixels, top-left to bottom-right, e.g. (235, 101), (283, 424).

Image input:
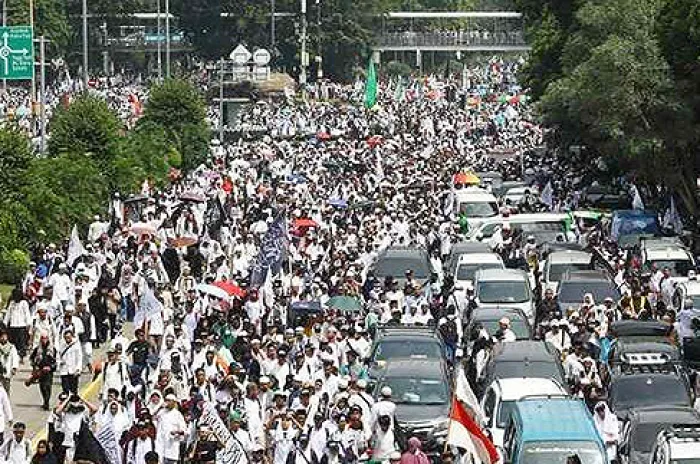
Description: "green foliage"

(384, 61), (414, 78)
(0, 126), (33, 202)
(21, 153), (108, 243)
(0, 249), (29, 286)
(7, 0), (71, 56)
(140, 79), (210, 171)
(48, 94), (122, 165)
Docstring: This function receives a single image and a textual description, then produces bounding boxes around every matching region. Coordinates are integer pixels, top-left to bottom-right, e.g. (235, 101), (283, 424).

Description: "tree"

(140, 79), (210, 171)
(20, 153), (108, 243)
(8, 0), (71, 56)
(48, 94), (122, 165)
(0, 126), (33, 202)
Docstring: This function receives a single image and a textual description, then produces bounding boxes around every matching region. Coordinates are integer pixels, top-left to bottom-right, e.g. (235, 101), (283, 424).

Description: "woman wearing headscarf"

(95, 400), (131, 438)
(593, 401), (619, 462)
(400, 437), (430, 464)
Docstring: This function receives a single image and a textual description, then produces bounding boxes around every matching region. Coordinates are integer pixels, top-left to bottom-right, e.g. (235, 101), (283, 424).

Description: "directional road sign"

(0, 26), (34, 80)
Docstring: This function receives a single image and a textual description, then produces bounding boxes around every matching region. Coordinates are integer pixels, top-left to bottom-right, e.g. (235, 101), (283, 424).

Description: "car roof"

(616, 339), (679, 357)
(477, 213), (570, 226)
(610, 320), (671, 337)
(645, 247), (692, 261)
(631, 406), (700, 425)
(457, 253), (503, 264)
(454, 188), (497, 202)
(379, 247), (427, 258)
(515, 398), (599, 442)
(450, 242), (492, 255)
(475, 268), (528, 281)
(560, 270), (611, 282)
(471, 307), (528, 322)
(492, 378), (566, 401)
(380, 359), (445, 378)
(492, 341), (559, 362)
(547, 250), (592, 265)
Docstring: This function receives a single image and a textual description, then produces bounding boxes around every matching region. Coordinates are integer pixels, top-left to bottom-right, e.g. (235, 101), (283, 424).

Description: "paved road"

(8, 345), (106, 446)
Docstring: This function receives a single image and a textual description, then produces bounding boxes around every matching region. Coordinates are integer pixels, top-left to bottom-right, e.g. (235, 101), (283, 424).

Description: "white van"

(467, 213), (576, 243)
(453, 187), (499, 229)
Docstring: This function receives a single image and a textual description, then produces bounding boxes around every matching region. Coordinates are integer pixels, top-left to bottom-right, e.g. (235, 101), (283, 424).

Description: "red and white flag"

(447, 397), (499, 464)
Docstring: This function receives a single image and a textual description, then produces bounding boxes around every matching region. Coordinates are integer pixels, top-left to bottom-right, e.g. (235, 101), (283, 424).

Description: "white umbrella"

(130, 222), (157, 236)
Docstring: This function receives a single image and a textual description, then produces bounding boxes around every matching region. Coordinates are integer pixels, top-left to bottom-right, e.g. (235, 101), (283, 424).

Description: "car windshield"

(647, 259), (694, 277)
(670, 460), (700, 463)
(497, 400), (516, 428)
(493, 361), (563, 383)
(459, 201), (499, 218)
(548, 263), (591, 283)
(379, 377), (448, 405)
(611, 376), (691, 410)
(456, 262), (503, 281)
(521, 441), (605, 464)
(372, 340), (443, 361)
(518, 222), (568, 243)
(479, 318), (530, 340)
(478, 281), (530, 303)
(557, 281), (619, 304)
(375, 257), (430, 279)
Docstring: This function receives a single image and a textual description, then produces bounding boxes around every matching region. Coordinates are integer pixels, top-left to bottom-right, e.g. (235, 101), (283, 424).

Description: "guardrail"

(375, 31), (527, 48)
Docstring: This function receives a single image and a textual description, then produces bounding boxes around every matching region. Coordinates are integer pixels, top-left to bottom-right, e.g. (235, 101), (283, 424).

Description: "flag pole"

(444, 375), (458, 455)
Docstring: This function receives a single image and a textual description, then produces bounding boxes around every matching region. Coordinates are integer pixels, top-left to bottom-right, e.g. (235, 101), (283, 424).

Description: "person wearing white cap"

(498, 317), (517, 342)
(155, 393), (187, 464)
(48, 263), (73, 310)
(371, 386), (396, 431)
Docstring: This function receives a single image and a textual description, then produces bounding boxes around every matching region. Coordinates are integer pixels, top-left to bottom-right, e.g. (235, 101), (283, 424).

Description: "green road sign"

(0, 26), (33, 80)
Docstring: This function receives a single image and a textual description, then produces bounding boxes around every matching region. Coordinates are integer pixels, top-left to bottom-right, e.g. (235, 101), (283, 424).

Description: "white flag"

(631, 184), (645, 210)
(66, 225), (86, 267)
(540, 181), (554, 209)
(663, 196), (683, 234)
(96, 422), (122, 464)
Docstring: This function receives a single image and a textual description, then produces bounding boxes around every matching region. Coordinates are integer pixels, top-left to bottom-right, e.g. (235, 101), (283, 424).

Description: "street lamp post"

(39, 35), (46, 152)
(271, 0), (276, 50)
(165, 0), (170, 78)
(299, 0), (307, 93)
(156, 0), (162, 80)
(82, 0), (88, 90)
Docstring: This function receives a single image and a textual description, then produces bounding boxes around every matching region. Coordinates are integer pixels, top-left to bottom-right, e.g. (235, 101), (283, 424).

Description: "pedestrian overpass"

(373, 12), (530, 53)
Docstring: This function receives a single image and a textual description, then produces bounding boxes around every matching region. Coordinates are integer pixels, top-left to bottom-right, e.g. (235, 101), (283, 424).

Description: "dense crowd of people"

(0, 55), (696, 464)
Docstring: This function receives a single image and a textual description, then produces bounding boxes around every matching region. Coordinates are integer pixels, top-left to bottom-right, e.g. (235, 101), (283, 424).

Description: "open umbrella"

(167, 236), (199, 248)
(179, 192), (206, 203)
(287, 173), (307, 185)
(328, 198), (348, 208)
(196, 283), (229, 300)
(129, 222), (157, 236)
(316, 131), (331, 141)
(214, 281), (245, 298)
(453, 171), (480, 186)
(327, 295), (362, 312)
(367, 135), (383, 148)
(293, 218), (319, 228)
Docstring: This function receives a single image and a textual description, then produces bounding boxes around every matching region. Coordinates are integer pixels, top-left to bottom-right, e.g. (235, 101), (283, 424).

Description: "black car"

(608, 365), (695, 422)
(465, 307), (532, 344)
(368, 326), (445, 376)
(372, 246), (433, 288)
(557, 270), (620, 310)
(372, 359), (451, 454)
(619, 406), (700, 464)
(609, 338), (681, 367)
(477, 340), (566, 397)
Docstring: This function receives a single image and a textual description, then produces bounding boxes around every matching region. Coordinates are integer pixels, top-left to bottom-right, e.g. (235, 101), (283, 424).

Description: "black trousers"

(61, 374), (78, 394)
(39, 375), (53, 407)
(8, 326), (28, 358)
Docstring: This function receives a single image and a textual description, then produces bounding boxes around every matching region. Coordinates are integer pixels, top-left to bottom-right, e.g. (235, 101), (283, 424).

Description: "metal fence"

(375, 30), (527, 48)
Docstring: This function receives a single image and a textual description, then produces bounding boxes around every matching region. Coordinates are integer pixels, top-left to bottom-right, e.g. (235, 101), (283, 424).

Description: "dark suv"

(372, 246), (433, 288)
(372, 359), (451, 455)
(368, 326), (445, 377)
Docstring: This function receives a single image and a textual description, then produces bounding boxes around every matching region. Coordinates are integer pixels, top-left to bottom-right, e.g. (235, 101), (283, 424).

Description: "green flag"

(364, 58), (377, 109)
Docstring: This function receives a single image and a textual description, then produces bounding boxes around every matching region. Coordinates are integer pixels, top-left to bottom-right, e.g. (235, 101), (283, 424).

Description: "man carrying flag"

(447, 396), (499, 463)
